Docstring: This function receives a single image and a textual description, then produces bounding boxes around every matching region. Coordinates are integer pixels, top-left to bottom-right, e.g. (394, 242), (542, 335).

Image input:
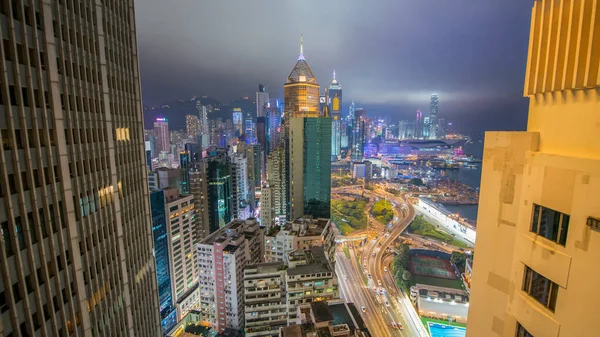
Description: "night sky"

(135, 0), (535, 135)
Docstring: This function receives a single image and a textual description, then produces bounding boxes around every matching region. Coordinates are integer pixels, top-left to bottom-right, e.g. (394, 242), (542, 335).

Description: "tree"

(410, 178), (424, 186)
(402, 270), (412, 281)
(451, 251), (467, 273)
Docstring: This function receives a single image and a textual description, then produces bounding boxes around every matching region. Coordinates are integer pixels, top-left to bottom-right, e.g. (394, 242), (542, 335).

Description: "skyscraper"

(263, 146), (287, 228)
(467, 2), (600, 337)
(151, 190), (177, 332)
(414, 109), (423, 139)
(0, 1), (160, 335)
(329, 70), (343, 161)
(350, 109), (366, 161)
(162, 188), (198, 321)
(179, 150), (191, 194)
(284, 35), (331, 220)
(267, 103), (282, 152)
(232, 108), (244, 136)
(205, 151), (234, 233)
(186, 114), (200, 139)
(283, 35), (321, 133)
(289, 107), (332, 220)
(429, 94), (439, 139)
(230, 152), (250, 219)
(196, 101), (210, 147)
(155, 117), (171, 153)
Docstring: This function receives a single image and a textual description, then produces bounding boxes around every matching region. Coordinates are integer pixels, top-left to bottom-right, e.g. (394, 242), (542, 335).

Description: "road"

(334, 186), (430, 337)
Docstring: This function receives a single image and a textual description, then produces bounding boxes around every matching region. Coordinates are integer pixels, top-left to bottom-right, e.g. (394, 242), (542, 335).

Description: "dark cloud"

(135, 0), (534, 132)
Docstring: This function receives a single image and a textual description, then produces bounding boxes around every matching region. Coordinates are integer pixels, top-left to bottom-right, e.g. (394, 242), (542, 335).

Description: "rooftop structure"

(265, 217), (336, 265)
(279, 300), (370, 337)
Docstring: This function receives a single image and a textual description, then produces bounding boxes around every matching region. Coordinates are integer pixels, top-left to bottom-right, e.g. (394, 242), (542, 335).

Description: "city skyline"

(136, 1), (534, 132)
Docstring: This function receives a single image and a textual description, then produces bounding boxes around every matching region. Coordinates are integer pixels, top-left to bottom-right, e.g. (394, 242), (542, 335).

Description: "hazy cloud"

(135, 0), (534, 132)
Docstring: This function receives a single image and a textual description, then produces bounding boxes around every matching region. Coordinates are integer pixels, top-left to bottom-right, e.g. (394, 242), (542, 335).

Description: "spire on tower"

(333, 69), (336, 80)
(298, 34), (305, 60)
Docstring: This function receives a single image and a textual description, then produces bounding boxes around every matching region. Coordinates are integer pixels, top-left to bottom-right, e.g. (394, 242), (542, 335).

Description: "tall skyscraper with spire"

(429, 94), (439, 139)
(329, 70), (343, 161)
(284, 35), (331, 220)
(283, 35), (321, 132)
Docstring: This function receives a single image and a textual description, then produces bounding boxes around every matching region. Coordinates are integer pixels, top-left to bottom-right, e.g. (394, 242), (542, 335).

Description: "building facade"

(243, 262), (288, 337)
(155, 117), (171, 154)
(196, 219), (264, 330)
(244, 246), (339, 336)
(429, 94), (439, 139)
(264, 217), (336, 265)
(289, 116), (332, 220)
(163, 188), (199, 321)
(230, 152), (250, 220)
(467, 2), (600, 337)
(350, 113), (366, 161)
(329, 71), (342, 161)
(264, 146), (287, 228)
(151, 190), (177, 331)
(0, 1), (161, 335)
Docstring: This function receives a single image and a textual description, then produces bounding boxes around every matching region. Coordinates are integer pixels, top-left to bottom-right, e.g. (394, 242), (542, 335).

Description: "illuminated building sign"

(156, 117), (167, 122)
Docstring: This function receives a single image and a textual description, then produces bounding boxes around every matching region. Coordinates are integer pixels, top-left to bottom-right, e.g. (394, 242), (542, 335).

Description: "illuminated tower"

(329, 70), (343, 161)
(467, 1), (600, 337)
(256, 85), (269, 154)
(429, 94), (439, 139)
(283, 34), (321, 134)
(414, 109), (423, 139)
(284, 35), (331, 219)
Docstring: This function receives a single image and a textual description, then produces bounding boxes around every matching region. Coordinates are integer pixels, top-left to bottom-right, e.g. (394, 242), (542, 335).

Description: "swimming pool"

(428, 322), (466, 337)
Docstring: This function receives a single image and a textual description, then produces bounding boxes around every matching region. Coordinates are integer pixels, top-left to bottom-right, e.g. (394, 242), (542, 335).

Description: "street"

(334, 186), (430, 337)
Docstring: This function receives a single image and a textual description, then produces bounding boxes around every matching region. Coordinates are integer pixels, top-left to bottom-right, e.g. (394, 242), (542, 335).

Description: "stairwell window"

(531, 204), (570, 245)
(522, 265), (558, 311)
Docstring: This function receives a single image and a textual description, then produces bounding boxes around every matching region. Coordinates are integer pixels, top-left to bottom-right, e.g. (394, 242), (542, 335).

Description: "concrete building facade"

(264, 217), (336, 265)
(467, 2), (600, 337)
(196, 219), (264, 330)
(0, 1), (161, 335)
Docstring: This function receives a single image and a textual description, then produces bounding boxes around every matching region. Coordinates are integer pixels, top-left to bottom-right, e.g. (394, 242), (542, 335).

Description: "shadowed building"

(0, 1), (161, 335)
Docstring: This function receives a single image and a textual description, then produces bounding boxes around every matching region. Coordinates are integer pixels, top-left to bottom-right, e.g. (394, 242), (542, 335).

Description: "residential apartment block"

(196, 219), (264, 330)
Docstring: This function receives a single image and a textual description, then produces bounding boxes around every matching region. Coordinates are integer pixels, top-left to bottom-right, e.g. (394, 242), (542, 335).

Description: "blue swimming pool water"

(428, 322), (466, 337)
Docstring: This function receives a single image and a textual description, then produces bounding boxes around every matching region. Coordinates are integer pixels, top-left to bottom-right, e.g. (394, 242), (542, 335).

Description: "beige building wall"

(289, 118), (305, 220)
(467, 1), (600, 337)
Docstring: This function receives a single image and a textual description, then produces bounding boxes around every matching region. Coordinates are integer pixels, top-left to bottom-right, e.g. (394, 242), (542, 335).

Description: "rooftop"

(268, 216), (330, 238)
(311, 301), (333, 322)
(200, 218), (259, 245)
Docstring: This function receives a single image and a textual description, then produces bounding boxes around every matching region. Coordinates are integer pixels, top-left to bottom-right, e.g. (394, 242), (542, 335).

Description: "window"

(516, 323), (533, 337)
(523, 265), (558, 311)
(531, 204), (570, 245)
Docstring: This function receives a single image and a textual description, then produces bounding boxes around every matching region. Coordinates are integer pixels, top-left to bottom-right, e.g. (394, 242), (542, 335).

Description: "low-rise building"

(265, 217), (336, 265)
(280, 300), (370, 337)
(243, 246), (340, 336)
(244, 262), (288, 337)
(285, 247), (339, 324)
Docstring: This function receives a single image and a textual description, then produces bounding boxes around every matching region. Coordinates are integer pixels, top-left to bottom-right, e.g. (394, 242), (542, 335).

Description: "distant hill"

(143, 96), (257, 130)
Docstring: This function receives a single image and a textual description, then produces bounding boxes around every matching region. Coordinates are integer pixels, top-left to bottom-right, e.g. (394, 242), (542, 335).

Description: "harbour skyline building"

(329, 70), (343, 161)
